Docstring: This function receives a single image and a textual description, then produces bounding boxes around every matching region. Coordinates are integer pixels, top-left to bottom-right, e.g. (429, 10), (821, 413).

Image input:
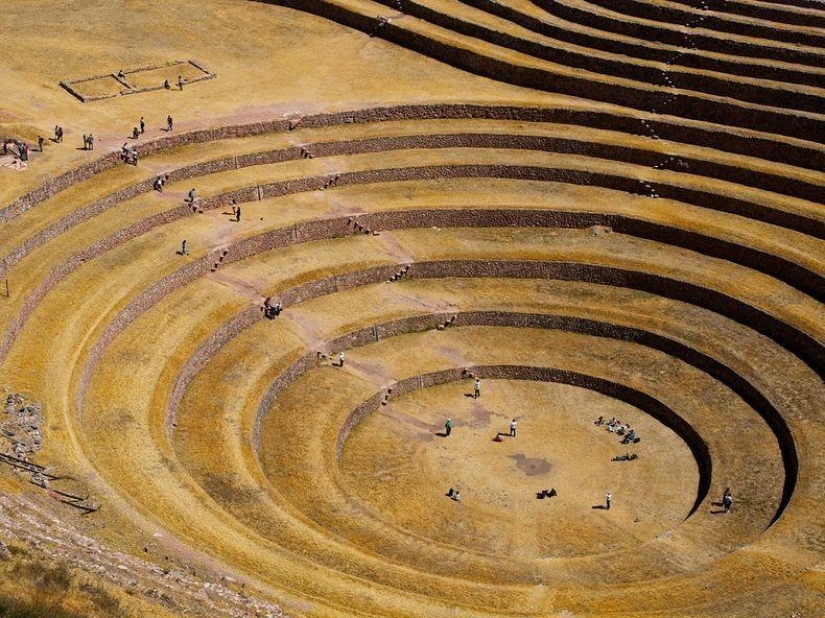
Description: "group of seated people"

(120, 143), (138, 165)
(263, 297), (283, 319)
(594, 416), (641, 444)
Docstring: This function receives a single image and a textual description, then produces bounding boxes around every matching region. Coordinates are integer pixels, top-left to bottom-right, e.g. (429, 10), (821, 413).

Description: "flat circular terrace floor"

(340, 380), (696, 560)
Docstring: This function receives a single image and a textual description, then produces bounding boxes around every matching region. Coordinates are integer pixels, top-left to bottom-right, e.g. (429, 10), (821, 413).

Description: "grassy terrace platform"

(0, 1), (823, 617)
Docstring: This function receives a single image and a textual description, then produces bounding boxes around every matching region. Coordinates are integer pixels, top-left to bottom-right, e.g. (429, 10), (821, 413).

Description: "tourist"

(37, 136), (44, 152)
(509, 419), (517, 437)
(605, 492), (612, 510)
(722, 489), (733, 513)
(339, 351), (345, 367)
(167, 115), (173, 131)
(180, 239), (188, 256)
(139, 117), (145, 133)
(235, 205), (242, 222)
(473, 377), (481, 399)
(445, 418), (452, 436)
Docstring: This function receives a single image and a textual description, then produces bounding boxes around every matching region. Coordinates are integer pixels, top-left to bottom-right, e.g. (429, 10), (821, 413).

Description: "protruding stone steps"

(368, 0), (825, 114)
(530, 0), (825, 65)
(268, 0), (825, 143)
(584, 0), (825, 41)
(457, 0), (825, 86)
(666, 0), (825, 29)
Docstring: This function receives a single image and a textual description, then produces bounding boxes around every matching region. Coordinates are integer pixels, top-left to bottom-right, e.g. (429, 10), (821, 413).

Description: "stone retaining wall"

(3, 103), (821, 224)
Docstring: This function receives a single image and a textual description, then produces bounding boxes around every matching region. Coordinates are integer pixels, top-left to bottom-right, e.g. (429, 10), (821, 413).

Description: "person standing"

(139, 117), (145, 134)
(37, 136), (44, 152)
(339, 351), (345, 367)
(445, 419), (452, 436)
(235, 205), (242, 222)
(180, 239), (188, 256)
(166, 115), (174, 131)
(605, 492), (613, 510)
(509, 419), (518, 437)
(473, 377), (481, 399)
(722, 491), (733, 513)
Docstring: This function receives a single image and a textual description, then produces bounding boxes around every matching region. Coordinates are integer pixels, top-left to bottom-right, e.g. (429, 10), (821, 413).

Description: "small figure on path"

(722, 489), (733, 513)
(605, 492), (613, 510)
(178, 75), (185, 90)
(473, 377), (481, 399)
(82, 134), (87, 150)
(447, 488), (461, 502)
(87, 134), (94, 150)
(509, 418), (518, 437)
(235, 205), (242, 222)
(166, 115), (174, 131)
(37, 136), (44, 152)
(154, 175), (164, 192)
(180, 239), (188, 256)
(163, 78), (171, 90)
(139, 117), (145, 134)
(444, 418), (452, 436)
(132, 126), (140, 140)
(338, 351), (345, 367)
(187, 188), (196, 204)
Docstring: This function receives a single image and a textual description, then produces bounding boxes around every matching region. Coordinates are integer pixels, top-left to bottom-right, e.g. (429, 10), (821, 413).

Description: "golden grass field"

(1, 0), (824, 617)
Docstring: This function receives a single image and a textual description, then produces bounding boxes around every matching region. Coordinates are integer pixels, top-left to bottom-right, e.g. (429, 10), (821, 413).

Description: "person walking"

(509, 419), (518, 437)
(166, 115), (173, 131)
(473, 377), (481, 399)
(180, 239), (188, 256)
(139, 117), (145, 134)
(339, 351), (345, 367)
(235, 205), (242, 222)
(605, 492), (613, 510)
(445, 419), (452, 437)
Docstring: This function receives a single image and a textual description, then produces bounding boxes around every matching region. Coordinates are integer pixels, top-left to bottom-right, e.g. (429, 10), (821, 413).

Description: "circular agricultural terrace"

(0, 1), (823, 617)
